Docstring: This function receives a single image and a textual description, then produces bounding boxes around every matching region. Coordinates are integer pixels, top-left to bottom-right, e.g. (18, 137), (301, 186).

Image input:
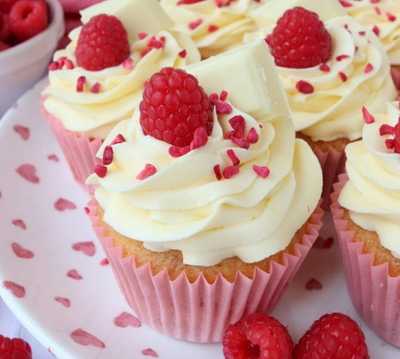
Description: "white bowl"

(0, 0), (64, 116)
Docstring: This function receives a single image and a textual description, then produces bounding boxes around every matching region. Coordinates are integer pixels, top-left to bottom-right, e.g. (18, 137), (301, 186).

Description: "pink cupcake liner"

(41, 102), (102, 186)
(391, 65), (400, 93)
(331, 174), (400, 348)
(87, 200), (324, 343)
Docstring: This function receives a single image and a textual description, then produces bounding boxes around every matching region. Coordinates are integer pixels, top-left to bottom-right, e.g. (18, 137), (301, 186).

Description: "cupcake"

(332, 101), (400, 347)
(339, 0), (400, 88)
(160, 0), (264, 59)
(87, 40), (323, 343)
(42, 0), (200, 185)
(252, 2), (397, 204)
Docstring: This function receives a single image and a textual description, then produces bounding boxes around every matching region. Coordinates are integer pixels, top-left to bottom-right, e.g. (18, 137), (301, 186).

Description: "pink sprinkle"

(227, 149), (240, 166)
(306, 278), (323, 291)
(111, 134), (126, 145)
(3, 281), (25, 298)
(67, 269), (82, 280)
(362, 106), (375, 124)
(319, 63), (330, 72)
(13, 125), (30, 140)
(190, 127), (208, 150)
(229, 115), (245, 138)
(95, 165), (108, 178)
(338, 71), (348, 82)
(138, 32), (148, 40)
(84, 207), (90, 214)
(220, 90), (229, 101)
(209, 93), (219, 104)
(387, 12), (397, 22)
(372, 25), (380, 37)
(169, 145), (190, 158)
(336, 54), (349, 61)
(136, 164), (157, 180)
(231, 136), (250, 149)
(103, 146), (114, 165)
(54, 198), (77, 211)
(189, 18), (203, 30)
(374, 6), (382, 16)
(339, 0), (352, 7)
(213, 164), (222, 181)
(178, 49), (187, 58)
(16, 164), (39, 184)
(123, 58), (134, 70)
(63, 59), (75, 70)
(379, 124), (395, 136)
(247, 128), (259, 144)
(55, 297), (71, 308)
(296, 80), (314, 94)
(223, 165), (239, 179)
(90, 83), (101, 94)
(48, 62), (60, 71)
(100, 258), (109, 266)
(364, 63), (374, 74)
(253, 165), (270, 178)
(208, 24), (219, 33)
(216, 101), (232, 114)
(114, 312), (142, 328)
(70, 329), (105, 349)
(72, 242), (96, 257)
(12, 219), (26, 230)
(11, 243), (34, 259)
(47, 154), (59, 162)
(76, 76), (86, 92)
(142, 348), (158, 357)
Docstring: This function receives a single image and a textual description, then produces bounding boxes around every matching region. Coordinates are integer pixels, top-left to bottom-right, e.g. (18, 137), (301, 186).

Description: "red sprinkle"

(253, 165), (270, 178)
(387, 12), (397, 22)
(379, 124), (395, 136)
(111, 134), (126, 145)
(338, 71), (348, 82)
(138, 32), (148, 40)
(136, 164), (157, 180)
(213, 164), (222, 181)
(231, 137), (250, 149)
(227, 149), (240, 166)
(90, 82), (101, 94)
(216, 101), (232, 115)
(247, 128), (259, 144)
(229, 115), (245, 138)
(336, 54), (349, 61)
(364, 63), (374, 74)
(296, 80), (314, 94)
(76, 76), (86, 92)
(102, 146), (114, 165)
(178, 49), (187, 58)
(362, 106), (375, 124)
(319, 63), (330, 72)
(169, 146), (190, 158)
(223, 165), (239, 179)
(339, 0), (352, 7)
(95, 165), (107, 178)
(372, 25), (380, 37)
(189, 18), (203, 30)
(208, 24), (219, 33)
(220, 90), (229, 101)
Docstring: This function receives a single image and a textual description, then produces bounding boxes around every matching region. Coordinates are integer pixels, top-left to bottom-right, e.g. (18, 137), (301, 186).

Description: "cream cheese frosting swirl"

(43, 28), (200, 139)
(160, 0), (265, 58)
(339, 102), (400, 257)
(342, 0), (400, 65)
(88, 101), (322, 266)
(271, 16), (396, 142)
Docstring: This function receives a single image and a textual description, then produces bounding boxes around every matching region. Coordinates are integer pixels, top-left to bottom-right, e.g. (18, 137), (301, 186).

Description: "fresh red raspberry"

(9, 0), (48, 42)
(266, 7), (332, 68)
(0, 13), (9, 41)
(0, 40), (9, 50)
(75, 14), (130, 71)
(223, 313), (294, 359)
(0, 335), (32, 359)
(139, 67), (213, 147)
(0, 0), (17, 13)
(294, 313), (369, 359)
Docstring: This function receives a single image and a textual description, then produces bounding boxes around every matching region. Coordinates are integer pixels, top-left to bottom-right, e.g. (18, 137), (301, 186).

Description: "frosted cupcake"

(42, 0), (200, 184)
(339, 0), (400, 88)
(160, 0), (265, 59)
(332, 101), (400, 347)
(255, 3), (397, 203)
(87, 41), (323, 343)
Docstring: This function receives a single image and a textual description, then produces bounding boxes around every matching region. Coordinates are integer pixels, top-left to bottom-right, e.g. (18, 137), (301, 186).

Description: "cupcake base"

(88, 200), (323, 343)
(332, 175), (400, 348)
(41, 103), (102, 186)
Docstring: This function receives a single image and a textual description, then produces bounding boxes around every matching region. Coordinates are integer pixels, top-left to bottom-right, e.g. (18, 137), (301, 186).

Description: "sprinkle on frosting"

(213, 164), (222, 181)
(76, 76), (86, 93)
(227, 149), (240, 166)
(362, 106), (375, 124)
(223, 165), (239, 179)
(95, 165), (107, 178)
(253, 165), (270, 178)
(111, 134), (126, 145)
(136, 164), (157, 180)
(102, 146), (114, 165)
(296, 80), (314, 94)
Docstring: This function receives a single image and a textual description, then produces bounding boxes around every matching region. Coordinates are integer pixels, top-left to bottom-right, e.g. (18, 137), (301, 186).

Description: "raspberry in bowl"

(41, 0), (201, 186)
(0, 0), (64, 115)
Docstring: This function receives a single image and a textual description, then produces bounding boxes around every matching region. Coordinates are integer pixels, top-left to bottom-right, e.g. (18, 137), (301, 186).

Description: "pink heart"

(54, 198), (77, 211)
(54, 297), (71, 308)
(114, 312), (141, 328)
(11, 243), (34, 259)
(16, 164), (40, 184)
(13, 125), (30, 141)
(48, 154), (59, 162)
(67, 269), (83, 280)
(142, 348), (159, 357)
(12, 219), (27, 230)
(3, 281), (26, 298)
(72, 242), (96, 257)
(70, 329), (105, 349)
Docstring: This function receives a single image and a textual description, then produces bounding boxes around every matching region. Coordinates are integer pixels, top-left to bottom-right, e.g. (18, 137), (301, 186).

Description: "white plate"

(0, 80), (398, 359)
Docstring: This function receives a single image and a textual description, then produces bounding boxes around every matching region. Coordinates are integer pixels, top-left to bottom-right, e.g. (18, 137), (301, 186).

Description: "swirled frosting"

(43, 28), (200, 139)
(160, 0), (265, 58)
(88, 100), (322, 266)
(342, 0), (400, 65)
(339, 102), (400, 257)
(271, 16), (396, 142)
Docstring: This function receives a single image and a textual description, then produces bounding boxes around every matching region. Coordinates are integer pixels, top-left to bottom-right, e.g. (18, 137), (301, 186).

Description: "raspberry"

(0, 335), (32, 359)
(223, 313), (294, 359)
(0, 13), (9, 41)
(9, 0), (48, 42)
(294, 313), (369, 359)
(0, 0), (17, 13)
(75, 14), (130, 71)
(0, 40), (9, 50)
(266, 7), (332, 68)
(139, 67), (213, 147)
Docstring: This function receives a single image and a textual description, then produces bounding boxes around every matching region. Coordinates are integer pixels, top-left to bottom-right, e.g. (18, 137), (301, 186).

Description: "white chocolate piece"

(187, 40), (290, 119)
(80, 0), (173, 42)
